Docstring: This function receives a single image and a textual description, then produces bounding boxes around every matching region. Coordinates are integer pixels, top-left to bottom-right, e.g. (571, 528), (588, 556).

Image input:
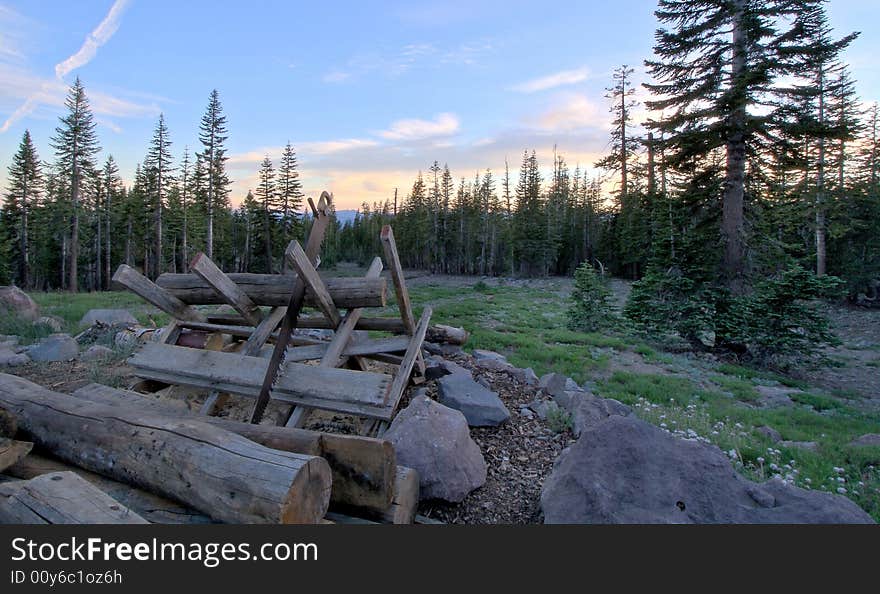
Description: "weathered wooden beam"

(0, 471), (149, 524)
(0, 437), (32, 473)
(0, 373), (332, 524)
(285, 258), (383, 429)
(156, 274), (387, 308)
(283, 335), (411, 363)
(129, 343), (396, 419)
(329, 466), (419, 524)
(386, 307), (432, 408)
(380, 225), (415, 334)
(285, 241), (341, 328)
(190, 252), (263, 325)
(6, 454), (213, 524)
(112, 264), (206, 323)
(72, 383), (396, 511)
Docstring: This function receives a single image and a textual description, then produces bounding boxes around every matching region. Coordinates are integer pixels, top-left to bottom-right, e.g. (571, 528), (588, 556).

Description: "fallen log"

(7, 454), (212, 524)
(0, 438), (32, 473)
(71, 383), (396, 512)
(156, 273), (387, 308)
(0, 471), (148, 524)
(0, 373), (332, 524)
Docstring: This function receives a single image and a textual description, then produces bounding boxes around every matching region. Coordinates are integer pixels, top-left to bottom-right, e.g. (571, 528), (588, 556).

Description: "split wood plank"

(0, 471), (148, 525)
(285, 257), (382, 428)
(6, 454), (214, 524)
(380, 225), (415, 334)
(112, 264), (206, 323)
(190, 252), (263, 325)
(0, 437), (32, 473)
(285, 241), (341, 328)
(385, 307), (432, 408)
(129, 343), (396, 419)
(283, 335), (410, 363)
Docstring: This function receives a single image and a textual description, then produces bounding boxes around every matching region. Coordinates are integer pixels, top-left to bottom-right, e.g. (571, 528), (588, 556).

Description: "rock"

(475, 358), (513, 372)
(423, 342), (464, 357)
(34, 315), (65, 332)
(755, 385), (797, 408)
(79, 309), (138, 327)
(423, 355), (473, 380)
(541, 415), (873, 524)
(570, 393), (632, 437)
(0, 286), (39, 321)
(539, 373), (580, 398)
(780, 440), (819, 452)
(0, 347), (30, 367)
(0, 335), (19, 349)
(437, 373), (510, 427)
(26, 334), (79, 362)
(384, 395), (486, 502)
(528, 399), (550, 420)
(519, 406), (535, 419)
(521, 367), (539, 386)
(757, 426), (782, 443)
(473, 349), (507, 364)
(80, 345), (115, 361)
(551, 389), (584, 413)
(850, 434), (880, 448)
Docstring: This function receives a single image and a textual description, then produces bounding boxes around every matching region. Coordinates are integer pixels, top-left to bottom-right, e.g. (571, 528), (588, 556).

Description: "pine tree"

(255, 155), (277, 272)
(2, 130), (42, 287)
(146, 114), (174, 277)
(50, 77), (100, 292)
(198, 90), (229, 259)
(645, 0), (798, 292)
(277, 142), (303, 247)
(100, 156), (121, 289)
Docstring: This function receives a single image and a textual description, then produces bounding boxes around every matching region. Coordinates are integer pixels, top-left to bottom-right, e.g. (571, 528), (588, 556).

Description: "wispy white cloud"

(512, 66), (591, 93)
(322, 70), (351, 83)
(55, 0), (130, 79)
(379, 112), (460, 141)
(1, 0), (135, 133)
(533, 93), (606, 131)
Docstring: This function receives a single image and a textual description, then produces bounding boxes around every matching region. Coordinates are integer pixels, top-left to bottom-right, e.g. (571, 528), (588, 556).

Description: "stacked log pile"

(0, 374), (422, 524)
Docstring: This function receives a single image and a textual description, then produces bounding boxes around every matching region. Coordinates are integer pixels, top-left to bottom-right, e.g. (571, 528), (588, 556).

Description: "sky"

(1, 0), (879, 210)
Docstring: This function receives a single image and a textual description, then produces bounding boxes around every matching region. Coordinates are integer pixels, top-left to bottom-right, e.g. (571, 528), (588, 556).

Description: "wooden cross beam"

(112, 265), (206, 323)
(190, 252), (264, 326)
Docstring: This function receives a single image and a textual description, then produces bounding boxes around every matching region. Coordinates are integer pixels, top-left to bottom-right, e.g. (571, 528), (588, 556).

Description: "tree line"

(0, 83), (306, 290)
(2, 0), (879, 306)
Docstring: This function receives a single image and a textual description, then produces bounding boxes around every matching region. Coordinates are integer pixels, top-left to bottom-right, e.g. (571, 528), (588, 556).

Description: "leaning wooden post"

(380, 225), (425, 379)
(190, 252), (263, 325)
(112, 264), (206, 323)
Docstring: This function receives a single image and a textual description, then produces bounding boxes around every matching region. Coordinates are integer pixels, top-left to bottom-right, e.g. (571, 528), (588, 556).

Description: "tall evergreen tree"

(146, 113), (174, 277)
(198, 90), (229, 259)
(50, 77), (100, 292)
(255, 155), (277, 272)
(2, 130), (42, 287)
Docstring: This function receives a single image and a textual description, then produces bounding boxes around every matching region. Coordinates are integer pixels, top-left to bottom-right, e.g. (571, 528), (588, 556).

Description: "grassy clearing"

(6, 280), (879, 520)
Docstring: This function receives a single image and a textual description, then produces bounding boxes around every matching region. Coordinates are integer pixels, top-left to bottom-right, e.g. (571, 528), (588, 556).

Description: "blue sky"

(1, 0), (879, 209)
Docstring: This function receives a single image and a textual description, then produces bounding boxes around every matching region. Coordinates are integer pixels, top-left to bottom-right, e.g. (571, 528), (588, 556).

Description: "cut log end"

(281, 456), (333, 524)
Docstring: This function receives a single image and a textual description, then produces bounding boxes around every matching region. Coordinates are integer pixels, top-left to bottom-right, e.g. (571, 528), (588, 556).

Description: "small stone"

(757, 426), (782, 443)
(0, 286), (39, 321)
(27, 334), (79, 362)
(80, 345), (115, 361)
(849, 434), (880, 448)
(79, 309), (138, 327)
(437, 373), (510, 427)
(34, 316), (65, 332)
(780, 440), (819, 452)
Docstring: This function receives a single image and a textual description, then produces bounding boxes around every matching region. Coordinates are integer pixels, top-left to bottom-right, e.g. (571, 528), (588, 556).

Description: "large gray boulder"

(79, 309), (138, 327)
(0, 286), (39, 321)
(384, 396), (486, 502)
(570, 392), (632, 437)
(437, 372), (510, 427)
(542, 415), (873, 524)
(26, 334), (79, 362)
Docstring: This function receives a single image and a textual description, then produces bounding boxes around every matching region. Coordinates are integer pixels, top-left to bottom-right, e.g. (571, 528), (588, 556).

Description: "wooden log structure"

(0, 373), (332, 524)
(330, 466), (419, 525)
(128, 343), (396, 419)
(7, 454), (213, 524)
(71, 383), (396, 512)
(156, 273), (387, 309)
(0, 471), (148, 524)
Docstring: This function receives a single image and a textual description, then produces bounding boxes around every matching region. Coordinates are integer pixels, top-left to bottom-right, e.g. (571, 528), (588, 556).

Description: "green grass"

(6, 280), (880, 520)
